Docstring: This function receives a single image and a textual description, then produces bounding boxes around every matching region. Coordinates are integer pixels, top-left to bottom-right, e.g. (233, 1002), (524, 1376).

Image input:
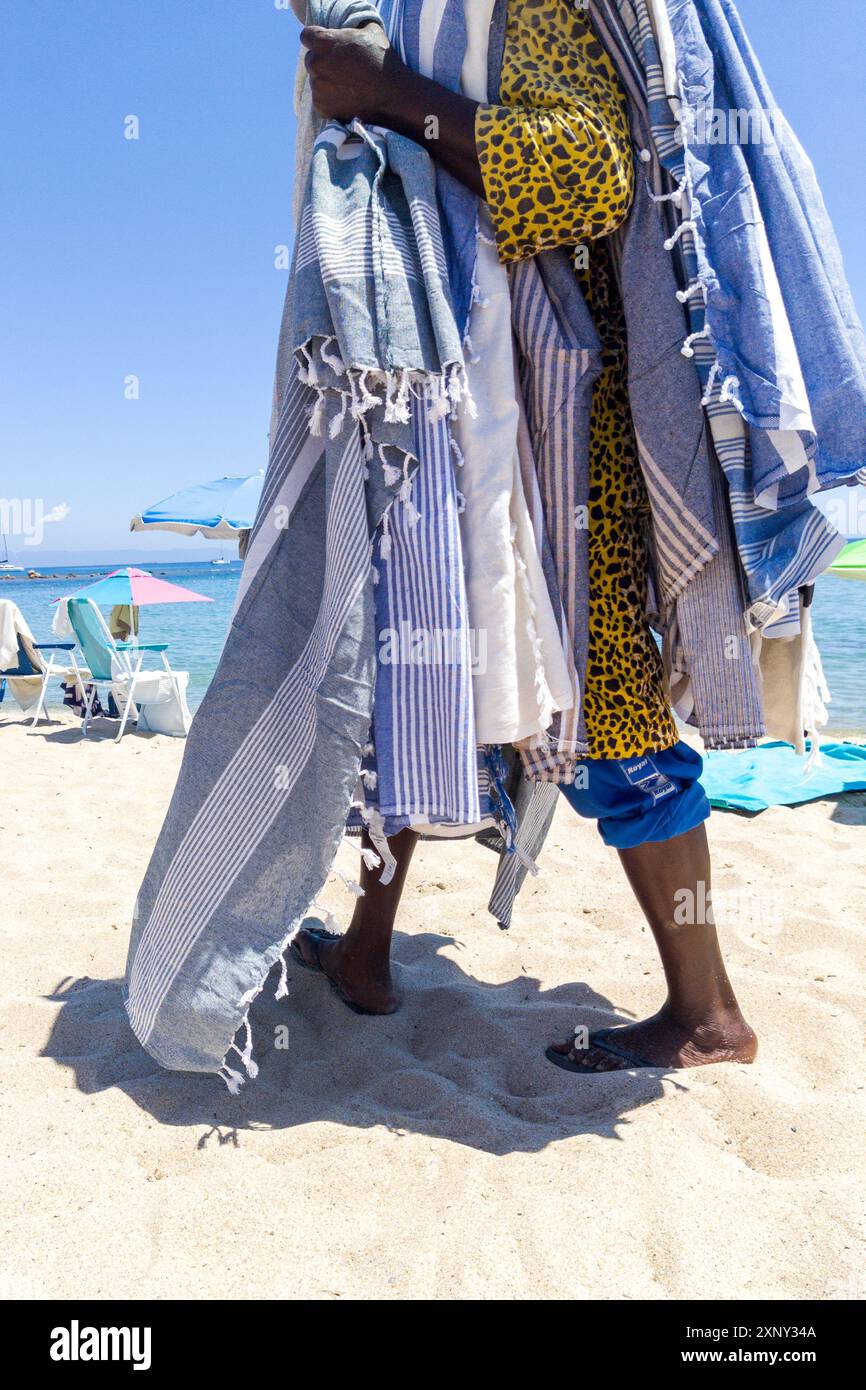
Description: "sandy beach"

(2, 711), (865, 1301)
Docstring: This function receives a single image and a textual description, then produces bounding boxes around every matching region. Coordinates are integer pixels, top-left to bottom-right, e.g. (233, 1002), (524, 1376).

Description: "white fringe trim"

(719, 373), (742, 409)
(664, 218), (697, 251)
(700, 358), (721, 406)
(296, 338), (475, 437)
(681, 324), (711, 358)
(676, 278), (708, 305)
(646, 166), (689, 208)
(352, 801), (398, 886)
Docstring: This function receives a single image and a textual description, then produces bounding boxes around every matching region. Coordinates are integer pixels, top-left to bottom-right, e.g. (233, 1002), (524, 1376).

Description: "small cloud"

(43, 502), (70, 524)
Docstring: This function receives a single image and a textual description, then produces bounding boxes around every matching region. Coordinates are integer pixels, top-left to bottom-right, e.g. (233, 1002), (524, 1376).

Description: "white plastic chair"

(65, 597), (192, 740)
(0, 599), (90, 728)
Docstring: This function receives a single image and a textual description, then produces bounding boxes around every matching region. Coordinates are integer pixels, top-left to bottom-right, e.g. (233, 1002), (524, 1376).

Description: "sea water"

(2, 561), (864, 738)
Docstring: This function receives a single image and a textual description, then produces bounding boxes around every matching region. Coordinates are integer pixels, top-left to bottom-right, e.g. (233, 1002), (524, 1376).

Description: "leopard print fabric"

(576, 238), (677, 758)
(475, 0), (634, 261)
(476, 0), (677, 760)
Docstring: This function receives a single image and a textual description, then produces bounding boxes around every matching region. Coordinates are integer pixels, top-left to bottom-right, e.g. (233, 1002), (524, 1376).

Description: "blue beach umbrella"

(129, 471), (264, 540)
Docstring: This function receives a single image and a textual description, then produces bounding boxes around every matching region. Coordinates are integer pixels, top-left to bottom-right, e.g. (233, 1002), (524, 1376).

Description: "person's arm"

(300, 24), (486, 197)
(300, 19), (634, 257)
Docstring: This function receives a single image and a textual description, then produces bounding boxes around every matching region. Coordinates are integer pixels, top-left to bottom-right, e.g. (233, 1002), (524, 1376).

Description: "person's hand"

(300, 23), (395, 124)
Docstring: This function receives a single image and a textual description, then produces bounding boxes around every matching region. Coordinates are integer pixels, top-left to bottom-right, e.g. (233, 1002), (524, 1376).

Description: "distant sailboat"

(210, 548), (230, 567)
(0, 533), (23, 571)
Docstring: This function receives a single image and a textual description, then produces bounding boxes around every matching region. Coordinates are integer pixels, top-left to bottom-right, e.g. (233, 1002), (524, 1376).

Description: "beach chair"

(65, 597), (192, 741)
(0, 598), (88, 727)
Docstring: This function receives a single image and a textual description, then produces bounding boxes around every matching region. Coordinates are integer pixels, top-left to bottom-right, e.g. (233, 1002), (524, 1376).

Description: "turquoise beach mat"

(701, 741), (866, 812)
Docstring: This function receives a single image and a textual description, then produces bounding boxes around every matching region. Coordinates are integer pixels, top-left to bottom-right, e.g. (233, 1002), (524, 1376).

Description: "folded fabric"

(751, 589), (831, 755)
(371, 398), (480, 825)
(0, 597), (25, 671)
(394, 0), (479, 337)
(621, 0), (851, 626)
(666, 441), (764, 749)
(666, 0), (866, 500)
(701, 740), (866, 813)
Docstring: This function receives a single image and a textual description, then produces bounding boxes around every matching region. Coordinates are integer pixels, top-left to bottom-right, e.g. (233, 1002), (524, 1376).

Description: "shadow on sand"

(42, 930), (676, 1155)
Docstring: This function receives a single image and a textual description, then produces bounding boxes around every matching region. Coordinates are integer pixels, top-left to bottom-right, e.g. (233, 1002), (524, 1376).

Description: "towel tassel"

(398, 475), (420, 526)
(362, 421), (375, 462)
(319, 334), (346, 375)
(664, 219), (697, 251)
(700, 359), (721, 406)
(308, 387), (327, 437)
(427, 374), (451, 423)
(357, 368), (383, 415)
(462, 331), (481, 366)
(382, 451), (403, 487)
(218, 1064), (246, 1095)
(383, 368), (411, 424)
(309, 900), (343, 938)
(229, 1016), (259, 1079)
(356, 804), (398, 886)
(681, 325), (710, 358)
(332, 867), (365, 898)
(379, 512), (392, 560)
(676, 278), (707, 304)
(329, 389), (350, 440)
(297, 341), (319, 387)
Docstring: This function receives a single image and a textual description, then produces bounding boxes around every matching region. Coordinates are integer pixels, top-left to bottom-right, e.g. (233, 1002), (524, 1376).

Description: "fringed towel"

(124, 0), (475, 1081)
(607, 0), (859, 628)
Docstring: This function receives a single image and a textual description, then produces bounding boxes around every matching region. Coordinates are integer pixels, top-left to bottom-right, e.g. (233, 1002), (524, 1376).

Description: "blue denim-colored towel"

(677, 0), (866, 503)
(602, 0), (850, 628)
(396, 0), (479, 339)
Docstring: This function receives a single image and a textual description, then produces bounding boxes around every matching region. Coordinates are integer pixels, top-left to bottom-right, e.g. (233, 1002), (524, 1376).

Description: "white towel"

(0, 599), (43, 711)
(450, 1), (572, 743)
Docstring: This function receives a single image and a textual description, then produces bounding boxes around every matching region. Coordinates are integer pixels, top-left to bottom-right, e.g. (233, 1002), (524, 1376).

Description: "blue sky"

(2, 0), (865, 558)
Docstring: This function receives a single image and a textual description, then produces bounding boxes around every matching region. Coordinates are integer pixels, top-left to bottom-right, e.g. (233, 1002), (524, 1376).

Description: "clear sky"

(2, 0), (865, 558)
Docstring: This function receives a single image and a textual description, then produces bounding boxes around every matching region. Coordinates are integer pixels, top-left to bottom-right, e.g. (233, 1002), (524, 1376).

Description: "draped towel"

(606, 0), (856, 628)
(124, 0), (476, 1082)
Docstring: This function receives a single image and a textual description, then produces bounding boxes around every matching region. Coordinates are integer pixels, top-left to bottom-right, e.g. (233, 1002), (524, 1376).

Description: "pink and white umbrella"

(56, 567), (212, 607)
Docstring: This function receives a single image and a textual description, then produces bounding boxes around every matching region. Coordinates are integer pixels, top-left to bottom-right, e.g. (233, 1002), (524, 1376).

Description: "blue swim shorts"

(558, 740), (710, 849)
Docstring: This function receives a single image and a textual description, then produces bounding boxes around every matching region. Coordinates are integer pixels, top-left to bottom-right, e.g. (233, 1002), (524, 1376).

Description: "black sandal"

(545, 1027), (657, 1073)
(289, 924), (380, 1016)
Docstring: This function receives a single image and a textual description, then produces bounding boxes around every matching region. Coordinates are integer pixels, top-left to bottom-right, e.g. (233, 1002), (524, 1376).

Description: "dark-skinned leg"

(551, 822), (757, 1070)
(293, 827), (418, 1014)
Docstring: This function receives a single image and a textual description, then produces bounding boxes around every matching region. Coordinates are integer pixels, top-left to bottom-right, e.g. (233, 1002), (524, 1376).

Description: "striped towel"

(610, 0), (854, 627)
(370, 396), (480, 827)
(124, 0), (477, 1083)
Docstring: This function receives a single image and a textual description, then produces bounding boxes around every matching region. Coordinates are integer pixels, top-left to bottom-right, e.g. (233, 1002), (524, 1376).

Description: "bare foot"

(547, 1003), (758, 1073)
(293, 927), (400, 1015)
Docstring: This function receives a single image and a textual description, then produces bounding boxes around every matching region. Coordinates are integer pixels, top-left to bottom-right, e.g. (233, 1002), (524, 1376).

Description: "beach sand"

(2, 711), (865, 1301)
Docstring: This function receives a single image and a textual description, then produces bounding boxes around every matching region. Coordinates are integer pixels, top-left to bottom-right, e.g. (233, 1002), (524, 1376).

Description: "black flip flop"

(289, 923), (379, 1016)
(545, 1026), (657, 1073)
